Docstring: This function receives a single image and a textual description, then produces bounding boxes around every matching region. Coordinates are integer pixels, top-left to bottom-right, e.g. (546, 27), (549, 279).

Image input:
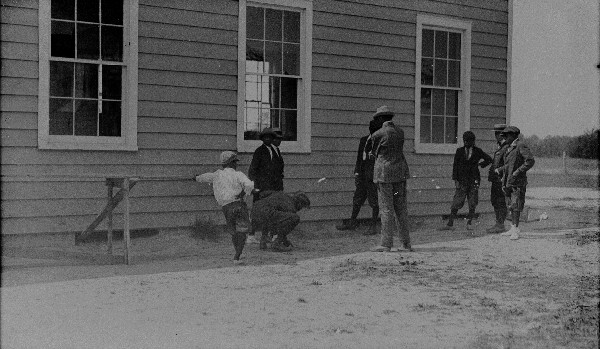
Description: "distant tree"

(567, 129), (598, 159)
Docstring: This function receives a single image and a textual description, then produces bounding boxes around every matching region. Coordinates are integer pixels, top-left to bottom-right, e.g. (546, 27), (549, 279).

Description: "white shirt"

(195, 168), (255, 207)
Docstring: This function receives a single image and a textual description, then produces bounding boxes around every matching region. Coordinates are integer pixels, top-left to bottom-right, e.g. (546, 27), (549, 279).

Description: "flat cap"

(501, 126), (520, 135)
(493, 123), (507, 131)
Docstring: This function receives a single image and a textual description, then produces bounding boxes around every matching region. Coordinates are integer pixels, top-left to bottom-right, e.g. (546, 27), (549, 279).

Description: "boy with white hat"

(194, 151), (258, 263)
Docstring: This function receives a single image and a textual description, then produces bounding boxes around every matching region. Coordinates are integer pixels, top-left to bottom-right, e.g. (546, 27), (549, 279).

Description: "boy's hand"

(251, 188), (261, 195)
(454, 180), (460, 189)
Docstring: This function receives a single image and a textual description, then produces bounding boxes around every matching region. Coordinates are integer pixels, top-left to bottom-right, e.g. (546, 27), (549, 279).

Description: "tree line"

(521, 129), (598, 159)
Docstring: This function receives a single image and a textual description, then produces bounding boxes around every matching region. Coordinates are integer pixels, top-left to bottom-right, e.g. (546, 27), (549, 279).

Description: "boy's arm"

(515, 144), (535, 174)
(451, 149), (460, 181)
(237, 171), (256, 194)
(194, 172), (216, 183)
(248, 149), (260, 181)
(478, 148), (493, 168)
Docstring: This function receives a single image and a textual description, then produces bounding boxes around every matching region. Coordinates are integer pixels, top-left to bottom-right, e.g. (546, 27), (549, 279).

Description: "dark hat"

(292, 191), (311, 209)
(493, 123), (507, 132)
(271, 127), (283, 139)
(259, 127), (277, 139)
(372, 106), (394, 119)
(501, 126), (520, 135)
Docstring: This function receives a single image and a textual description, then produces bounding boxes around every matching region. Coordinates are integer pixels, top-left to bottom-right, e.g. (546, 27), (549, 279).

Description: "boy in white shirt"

(194, 151), (257, 262)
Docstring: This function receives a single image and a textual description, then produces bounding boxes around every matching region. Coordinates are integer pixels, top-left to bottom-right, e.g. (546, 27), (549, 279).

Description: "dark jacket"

(354, 135), (376, 181)
(488, 141), (509, 182)
(248, 144), (284, 191)
(499, 139), (535, 187)
(370, 121), (410, 183)
(452, 146), (493, 186)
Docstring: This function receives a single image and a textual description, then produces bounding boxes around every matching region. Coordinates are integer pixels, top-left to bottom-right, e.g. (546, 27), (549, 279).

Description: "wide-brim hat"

(372, 105), (394, 119)
(501, 126), (520, 135)
(259, 127), (277, 139)
(220, 151), (239, 165)
(271, 127), (283, 139)
(493, 123), (507, 132)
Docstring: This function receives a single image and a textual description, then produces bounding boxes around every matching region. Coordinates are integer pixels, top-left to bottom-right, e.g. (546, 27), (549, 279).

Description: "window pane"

(434, 30), (447, 58)
(420, 115), (431, 143)
(246, 39), (264, 73)
(445, 117), (458, 144)
(50, 61), (74, 97)
(269, 76), (280, 108)
(432, 116), (444, 143)
(420, 88), (431, 115)
(283, 11), (300, 43)
(432, 89), (444, 115)
(448, 60), (460, 87)
(283, 43), (300, 75)
(52, 0), (75, 20)
(434, 59), (447, 87)
(280, 77), (297, 109)
(265, 41), (282, 74)
(101, 0), (123, 25)
(247, 6), (264, 40)
(422, 29), (434, 57)
(446, 90), (458, 116)
(270, 109), (280, 128)
(51, 21), (75, 58)
(102, 65), (122, 100)
(448, 32), (461, 59)
(281, 110), (297, 141)
(265, 9), (282, 41)
(74, 100), (98, 136)
(77, 23), (99, 59)
(78, 0), (99, 23)
(100, 101), (121, 136)
(75, 63), (98, 98)
(421, 58), (433, 85)
(244, 107), (261, 140)
(101, 26), (123, 61)
(245, 74), (261, 103)
(49, 98), (73, 135)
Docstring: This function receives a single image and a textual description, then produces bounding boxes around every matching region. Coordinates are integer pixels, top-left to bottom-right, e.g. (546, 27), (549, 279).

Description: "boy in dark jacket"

(251, 191), (310, 251)
(440, 131), (493, 230)
(336, 120), (380, 235)
(495, 126), (535, 240)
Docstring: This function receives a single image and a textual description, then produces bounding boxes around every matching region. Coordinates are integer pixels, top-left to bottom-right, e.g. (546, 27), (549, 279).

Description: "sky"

(511, 0), (600, 137)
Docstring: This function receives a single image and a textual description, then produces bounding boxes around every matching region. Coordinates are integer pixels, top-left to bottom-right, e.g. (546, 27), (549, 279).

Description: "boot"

(363, 219), (378, 236)
(336, 218), (359, 231)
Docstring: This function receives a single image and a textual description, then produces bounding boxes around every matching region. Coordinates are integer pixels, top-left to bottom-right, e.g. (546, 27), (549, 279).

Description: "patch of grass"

(190, 217), (220, 242)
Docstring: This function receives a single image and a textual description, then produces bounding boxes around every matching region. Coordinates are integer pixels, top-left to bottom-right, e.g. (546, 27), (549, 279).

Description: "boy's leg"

(365, 181), (379, 235)
(391, 182), (411, 249)
(444, 186), (466, 228)
(270, 212), (300, 251)
(466, 184), (479, 227)
(222, 203), (240, 260)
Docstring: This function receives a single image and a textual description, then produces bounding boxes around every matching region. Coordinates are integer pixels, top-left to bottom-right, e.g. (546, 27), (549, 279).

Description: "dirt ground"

(2, 183), (599, 348)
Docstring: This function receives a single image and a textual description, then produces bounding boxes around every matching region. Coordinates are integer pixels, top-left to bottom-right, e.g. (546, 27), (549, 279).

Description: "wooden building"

(1, 0), (511, 235)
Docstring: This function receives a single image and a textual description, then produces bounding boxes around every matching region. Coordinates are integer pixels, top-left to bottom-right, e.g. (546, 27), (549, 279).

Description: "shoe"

(233, 259), (245, 265)
(403, 243), (415, 252)
(486, 224), (505, 234)
(272, 241), (292, 252)
(246, 235), (259, 244)
(363, 225), (378, 236)
(437, 225), (455, 231)
(336, 219), (359, 231)
(509, 226), (521, 240)
(500, 224), (516, 236)
(370, 245), (391, 252)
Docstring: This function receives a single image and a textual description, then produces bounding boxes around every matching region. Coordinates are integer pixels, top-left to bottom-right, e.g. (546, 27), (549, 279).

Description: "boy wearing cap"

(251, 191), (310, 252)
(486, 124), (510, 233)
(495, 126), (535, 240)
(247, 127), (285, 243)
(440, 131), (493, 230)
(194, 151), (257, 263)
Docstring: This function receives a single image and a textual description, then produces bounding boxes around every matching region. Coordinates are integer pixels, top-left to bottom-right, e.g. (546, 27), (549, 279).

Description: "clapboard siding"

(0, 0), (508, 235)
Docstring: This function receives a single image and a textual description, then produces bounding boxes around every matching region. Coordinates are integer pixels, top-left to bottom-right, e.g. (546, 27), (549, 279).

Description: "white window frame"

(414, 14), (471, 154)
(237, 0), (312, 153)
(38, 0), (139, 151)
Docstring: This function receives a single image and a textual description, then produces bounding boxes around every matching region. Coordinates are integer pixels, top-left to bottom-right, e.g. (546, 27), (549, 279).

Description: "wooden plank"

(140, 0), (237, 16)
(471, 80), (506, 95)
(472, 69), (507, 83)
(473, 44), (507, 60)
(0, 6), (38, 26)
(1, 23), (38, 43)
(138, 117), (235, 135)
(312, 66), (412, 87)
(123, 178), (131, 264)
(471, 93), (506, 107)
(313, 53), (414, 73)
(315, 1), (414, 23)
(1, 59), (38, 78)
(0, 42), (37, 61)
(1, 77), (37, 96)
(107, 184), (114, 255)
(314, 11), (415, 36)
(139, 4), (237, 31)
(0, 112), (37, 129)
(139, 69), (237, 90)
(139, 38), (236, 62)
(0, 129), (36, 147)
(137, 133), (237, 150)
(139, 53), (237, 74)
(1, 0), (38, 9)
(314, 26), (414, 50)
(139, 22), (236, 47)
(313, 81), (412, 100)
(138, 85), (236, 105)
(312, 95), (414, 113)
(313, 39), (413, 62)
(139, 101), (236, 120)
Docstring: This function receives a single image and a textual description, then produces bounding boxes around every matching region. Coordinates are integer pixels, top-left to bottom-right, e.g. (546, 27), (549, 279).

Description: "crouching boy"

(251, 191), (311, 252)
(194, 151), (257, 262)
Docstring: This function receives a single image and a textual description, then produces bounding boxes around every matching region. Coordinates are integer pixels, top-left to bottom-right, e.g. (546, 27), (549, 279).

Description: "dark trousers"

(490, 181), (507, 223)
(351, 176), (379, 220)
(450, 183), (479, 214)
(222, 201), (250, 260)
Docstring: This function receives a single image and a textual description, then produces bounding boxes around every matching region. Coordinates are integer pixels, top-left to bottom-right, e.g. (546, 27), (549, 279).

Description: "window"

(38, 0), (138, 150)
(415, 15), (471, 154)
(238, 0), (312, 153)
